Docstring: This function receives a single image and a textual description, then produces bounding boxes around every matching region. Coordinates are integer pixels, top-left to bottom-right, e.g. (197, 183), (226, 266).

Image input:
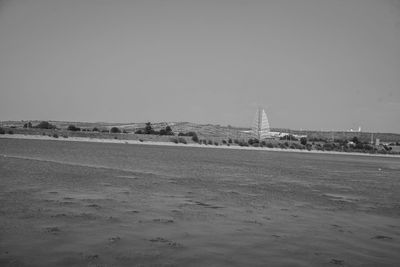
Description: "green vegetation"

(247, 138), (259, 146)
(110, 127), (121, 133)
(280, 134), (298, 141)
(169, 137), (188, 144)
(35, 121), (56, 129)
(178, 137), (187, 144)
(67, 125), (80, 131)
(144, 122), (154, 134)
(1, 120), (399, 155)
(23, 122), (32, 128)
(136, 122), (174, 136)
(300, 137), (307, 146)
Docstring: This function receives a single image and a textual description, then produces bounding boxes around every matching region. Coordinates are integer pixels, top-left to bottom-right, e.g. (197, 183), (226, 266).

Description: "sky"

(0, 0), (399, 133)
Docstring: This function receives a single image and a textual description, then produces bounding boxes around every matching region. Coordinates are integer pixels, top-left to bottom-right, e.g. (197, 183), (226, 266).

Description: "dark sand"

(0, 138), (399, 266)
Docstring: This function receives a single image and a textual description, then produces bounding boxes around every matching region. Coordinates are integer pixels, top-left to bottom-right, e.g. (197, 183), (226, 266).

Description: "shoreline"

(1, 133), (399, 158)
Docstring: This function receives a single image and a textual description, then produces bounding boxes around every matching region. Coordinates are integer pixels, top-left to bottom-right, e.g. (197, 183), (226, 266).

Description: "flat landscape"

(1, 138), (399, 266)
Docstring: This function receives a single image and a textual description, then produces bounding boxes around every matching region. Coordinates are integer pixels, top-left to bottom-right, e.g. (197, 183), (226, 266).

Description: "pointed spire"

(252, 108), (270, 139)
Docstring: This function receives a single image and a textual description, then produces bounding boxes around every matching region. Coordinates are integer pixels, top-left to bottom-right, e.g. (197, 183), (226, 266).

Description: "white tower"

(252, 108), (270, 139)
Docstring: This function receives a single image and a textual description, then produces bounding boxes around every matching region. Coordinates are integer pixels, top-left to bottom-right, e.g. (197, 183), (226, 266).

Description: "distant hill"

(1, 120), (400, 143)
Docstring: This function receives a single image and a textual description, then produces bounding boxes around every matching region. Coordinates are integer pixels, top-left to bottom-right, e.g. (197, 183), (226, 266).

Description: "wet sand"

(0, 138), (399, 266)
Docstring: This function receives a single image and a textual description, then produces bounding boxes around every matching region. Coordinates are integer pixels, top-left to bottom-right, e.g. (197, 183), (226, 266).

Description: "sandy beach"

(1, 138), (399, 266)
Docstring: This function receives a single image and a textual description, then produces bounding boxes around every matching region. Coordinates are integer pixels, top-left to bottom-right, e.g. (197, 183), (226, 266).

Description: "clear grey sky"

(1, 0), (399, 133)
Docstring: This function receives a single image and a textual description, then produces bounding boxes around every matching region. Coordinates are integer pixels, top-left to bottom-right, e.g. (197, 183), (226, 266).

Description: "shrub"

(53, 133), (59, 138)
(222, 140), (227, 144)
(278, 143), (286, 149)
(135, 129), (143, 134)
(207, 140), (213, 145)
(234, 139), (239, 144)
(238, 141), (248, 147)
(260, 141), (267, 146)
(248, 138), (259, 145)
(110, 127), (121, 133)
(300, 137), (307, 146)
(165, 126), (173, 135)
(7, 130), (14, 134)
(228, 138), (233, 144)
(178, 137), (187, 144)
(0, 128), (5, 134)
(170, 138), (179, 144)
(144, 122), (154, 134)
(315, 144), (323, 150)
(139, 139), (144, 142)
(214, 141), (219, 146)
(36, 121), (56, 129)
(92, 127), (99, 132)
(280, 135), (298, 141)
(266, 143), (274, 148)
(355, 142), (364, 150)
(67, 125), (80, 131)
(363, 144), (374, 151)
(23, 122), (32, 128)
(383, 145), (392, 151)
(192, 134), (199, 143)
(62, 135), (68, 138)
(159, 126), (174, 136)
(290, 143), (304, 150)
(323, 143), (335, 151)
(284, 142), (289, 147)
